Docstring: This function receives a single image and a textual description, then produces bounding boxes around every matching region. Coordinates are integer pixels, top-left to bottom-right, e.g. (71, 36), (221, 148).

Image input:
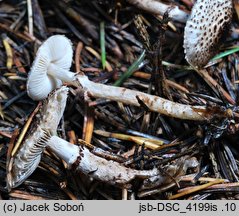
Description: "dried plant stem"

(122, 188), (128, 200)
(94, 130), (164, 149)
(0, 130), (12, 138)
(133, 72), (189, 93)
(127, 0), (189, 23)
(168, 179), (225, 200)
(47, 136), (159, 187)
(0, 23), (32, 42)
(27, 0), (34, 36)
(2, 34), (13, 70)
(82, 103), (94, 144)
(85, 46), (112, 72)
(11, 102), (42, 157)
(76, 75), (207, 121)
(9, 190), (46, 200)
(75, 42), (83, 72)
(196, 69), (235, 105)
(177, 181), (238, 193)
(235, 0), (239, 20)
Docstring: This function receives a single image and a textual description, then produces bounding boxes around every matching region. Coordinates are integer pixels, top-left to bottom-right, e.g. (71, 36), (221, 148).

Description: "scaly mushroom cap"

(7, 86), (69, 189)
(27, 35), (73, 100)
(183, 0), (233, 69)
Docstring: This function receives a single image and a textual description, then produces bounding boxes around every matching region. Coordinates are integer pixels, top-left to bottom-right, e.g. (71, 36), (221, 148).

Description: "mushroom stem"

(76, 75), (207, 121)
(47, 135), (159, 186)
(126, 0), (189, 23)
(46, 135), (78, 165)
(48, 63), (76, 82)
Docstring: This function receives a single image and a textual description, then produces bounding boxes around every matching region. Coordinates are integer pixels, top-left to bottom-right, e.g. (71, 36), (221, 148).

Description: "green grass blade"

(212, 46), (239, 61)
(100, 21), (106, 70)
(114, 50), (146, 86)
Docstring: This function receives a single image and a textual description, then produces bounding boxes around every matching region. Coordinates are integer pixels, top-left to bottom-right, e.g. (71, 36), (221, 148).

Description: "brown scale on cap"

(184, 0), (233, 69)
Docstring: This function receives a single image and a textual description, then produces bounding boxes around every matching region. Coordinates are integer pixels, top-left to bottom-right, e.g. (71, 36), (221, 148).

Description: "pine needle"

(100, 21), (106, 70)
(114, 50), (146, 86)
(212, 46), (239, 61)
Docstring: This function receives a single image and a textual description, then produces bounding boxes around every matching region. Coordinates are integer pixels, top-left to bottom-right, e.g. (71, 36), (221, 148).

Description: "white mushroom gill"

(7, 86), (69, 189)
(27, 35), (75, 101)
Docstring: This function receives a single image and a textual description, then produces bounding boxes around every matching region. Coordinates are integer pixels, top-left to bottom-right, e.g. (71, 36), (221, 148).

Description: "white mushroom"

(44, 134), (159, 186)
(8, 85), (199, 189)
(27, 35), (232, 121)
(8, 85), (159, 188)
(27, 35), (76, 101)
(7, 86), (69, 189)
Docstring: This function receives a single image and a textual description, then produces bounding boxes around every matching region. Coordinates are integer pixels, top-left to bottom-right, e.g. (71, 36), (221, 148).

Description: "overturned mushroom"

(27, 35), (76, 101)
(7, 86), (69, 189)
(183, 0), (233, 69)
(7, 85), (159, 189)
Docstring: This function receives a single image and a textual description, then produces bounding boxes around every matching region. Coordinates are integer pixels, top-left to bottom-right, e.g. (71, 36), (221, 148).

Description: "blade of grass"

(100, 21), (106, 70)
(162, 61), (192, 70)
(114, 50), (146, 86)
(212, 46), (239, 61)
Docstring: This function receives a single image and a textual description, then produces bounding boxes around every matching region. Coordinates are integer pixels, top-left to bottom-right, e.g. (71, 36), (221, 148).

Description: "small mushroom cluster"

(5, 0), (236, 196)
(8, 85), (162, 189)
(8, 34), (202, 190)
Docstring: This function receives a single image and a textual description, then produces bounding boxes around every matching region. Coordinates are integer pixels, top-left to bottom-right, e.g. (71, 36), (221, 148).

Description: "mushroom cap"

(183, 0), (233, 69)
(7, 86), (69, 189)
(27, 35), (73, 100)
